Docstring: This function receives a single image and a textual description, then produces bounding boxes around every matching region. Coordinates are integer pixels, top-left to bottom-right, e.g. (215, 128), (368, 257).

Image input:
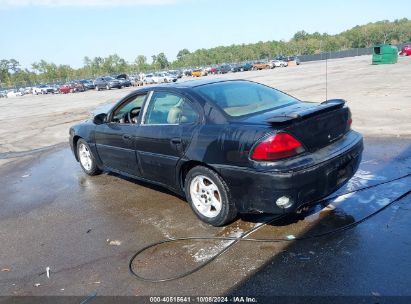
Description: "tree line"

(1, 18), (410, 88)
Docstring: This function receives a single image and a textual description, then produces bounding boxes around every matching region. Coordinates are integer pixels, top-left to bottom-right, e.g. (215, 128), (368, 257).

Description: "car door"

(135, 91), (200, 188)
(94, 93), (147, 176)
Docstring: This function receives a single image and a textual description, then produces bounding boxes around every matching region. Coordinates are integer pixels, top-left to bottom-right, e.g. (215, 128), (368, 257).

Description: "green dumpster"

(372, 44), (398, 64)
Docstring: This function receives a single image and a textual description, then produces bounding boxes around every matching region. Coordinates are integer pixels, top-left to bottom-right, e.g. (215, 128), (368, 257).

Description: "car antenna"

(326, 51), (328, 101)
(320, 42), (329, 104)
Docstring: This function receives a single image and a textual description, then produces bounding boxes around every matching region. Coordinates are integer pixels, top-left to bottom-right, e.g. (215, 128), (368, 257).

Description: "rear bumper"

(217, 131), (363, 214)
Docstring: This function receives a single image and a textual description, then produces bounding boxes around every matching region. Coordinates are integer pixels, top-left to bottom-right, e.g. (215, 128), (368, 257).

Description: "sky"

(0, 0), (410, 69)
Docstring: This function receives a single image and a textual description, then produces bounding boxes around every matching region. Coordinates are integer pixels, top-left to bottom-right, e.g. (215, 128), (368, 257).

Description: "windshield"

(194, 81), (299, 117)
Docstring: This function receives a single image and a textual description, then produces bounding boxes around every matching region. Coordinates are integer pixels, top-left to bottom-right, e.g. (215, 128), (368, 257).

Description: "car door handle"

(122, 134), (132, 140)
(170, 138), (182, 144)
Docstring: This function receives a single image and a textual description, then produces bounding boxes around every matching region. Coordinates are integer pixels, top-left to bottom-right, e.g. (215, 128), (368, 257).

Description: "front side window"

(144, 92), (198, 125)
(111, 94), (147, 123)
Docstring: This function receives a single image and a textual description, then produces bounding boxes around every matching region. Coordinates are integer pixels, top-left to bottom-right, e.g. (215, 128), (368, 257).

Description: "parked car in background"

(59, 84), (71, 94)
(191, 69), (206, 77)
(151, 73), (162, 84)
(240, 62), (254, 71)
(50, 84), (60, 94)
(79, 79), (96, 90)
(253, 61), (272, 70)
(209, 66), (220, 74)
(94, 76), (121, 90)
(23, 87), (32, 95)
(144, 74), (156, 84)
(231, 64), (243, 72)
(168, 70), (183, 79)
(150, 72), (176, 83)
(183, 69), (192, 77)
(275, 55), (288, 61)
(130, 76), (143, 86)
(399, 45), (411, 56)
(70, 79), (363, 226)
(219, 64), (232, 74)
(68, 81), (86, 92)
(270, 59), (288, 67)
(0, 90), (7, 98)
(287, 56), (301, 65)
(157, 72), (178, 83)
(33, 84), (54, 95)
(115, 74), (132, 88)
(6, 90), (23, 98)
(32, 86), (42, 95)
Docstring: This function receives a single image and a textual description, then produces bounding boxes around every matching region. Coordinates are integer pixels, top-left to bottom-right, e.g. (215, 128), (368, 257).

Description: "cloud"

(0, 0), (178, 8)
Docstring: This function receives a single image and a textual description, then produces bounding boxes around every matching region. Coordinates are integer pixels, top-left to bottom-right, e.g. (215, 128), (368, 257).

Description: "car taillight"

(251, 133), (305, 161)
(347, 110), (352, 127)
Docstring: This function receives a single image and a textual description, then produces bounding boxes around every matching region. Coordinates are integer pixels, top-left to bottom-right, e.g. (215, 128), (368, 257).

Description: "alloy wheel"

(190, 175), (222, 218)
(79, 143), (92, 171)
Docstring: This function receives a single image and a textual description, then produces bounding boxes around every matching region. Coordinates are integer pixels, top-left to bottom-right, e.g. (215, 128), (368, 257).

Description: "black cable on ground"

(129, 173), (411, 283)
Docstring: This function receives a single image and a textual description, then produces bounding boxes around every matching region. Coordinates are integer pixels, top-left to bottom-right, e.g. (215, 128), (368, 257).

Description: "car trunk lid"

(241, 99), (350, 152)
(274, 100), (350, 152)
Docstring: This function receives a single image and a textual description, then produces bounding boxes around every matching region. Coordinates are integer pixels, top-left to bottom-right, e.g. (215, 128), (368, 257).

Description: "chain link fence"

(299, 42), (410, 62)
(1, 42), (410, 92)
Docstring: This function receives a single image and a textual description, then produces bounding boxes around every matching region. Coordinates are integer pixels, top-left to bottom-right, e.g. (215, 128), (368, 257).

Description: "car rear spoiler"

(266, 99), (346, 124)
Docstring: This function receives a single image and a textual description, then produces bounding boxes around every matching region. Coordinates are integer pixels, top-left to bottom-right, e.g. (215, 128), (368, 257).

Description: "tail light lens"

(251, 133), (305, 161)
(347, 110), (352, 127)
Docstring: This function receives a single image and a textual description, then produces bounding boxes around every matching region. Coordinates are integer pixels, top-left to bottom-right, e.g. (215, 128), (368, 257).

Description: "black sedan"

(79, 79), (96, 90)
(115, 74), (132, 88)
(69, 79), (363, 226)
(232, 62), (253, 72)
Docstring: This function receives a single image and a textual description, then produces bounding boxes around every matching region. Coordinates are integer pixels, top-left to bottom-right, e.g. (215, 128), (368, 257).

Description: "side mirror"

(93, 113), (107, 125)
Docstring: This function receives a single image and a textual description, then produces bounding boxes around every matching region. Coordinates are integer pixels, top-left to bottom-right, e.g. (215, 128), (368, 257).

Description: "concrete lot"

(0, 55), (410, 298)
(1, 55), (410, 157)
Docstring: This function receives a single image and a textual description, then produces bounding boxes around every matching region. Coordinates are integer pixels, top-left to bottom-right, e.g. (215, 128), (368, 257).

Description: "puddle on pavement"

(1, 137), (410, 285)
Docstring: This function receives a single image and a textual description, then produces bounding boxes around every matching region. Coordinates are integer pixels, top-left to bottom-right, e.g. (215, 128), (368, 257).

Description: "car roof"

(149, 78), (244, 90)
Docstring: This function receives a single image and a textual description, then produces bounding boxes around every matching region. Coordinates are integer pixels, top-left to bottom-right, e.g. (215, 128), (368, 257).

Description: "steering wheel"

(127, 107), (141, 124)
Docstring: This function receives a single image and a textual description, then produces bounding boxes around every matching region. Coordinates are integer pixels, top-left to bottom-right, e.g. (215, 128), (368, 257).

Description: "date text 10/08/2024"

(149, 296), (258, 303)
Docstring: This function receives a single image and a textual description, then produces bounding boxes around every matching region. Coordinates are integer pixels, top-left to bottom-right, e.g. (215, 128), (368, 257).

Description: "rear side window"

(145, 92), (198, 125)
(194, 81), (298, 117)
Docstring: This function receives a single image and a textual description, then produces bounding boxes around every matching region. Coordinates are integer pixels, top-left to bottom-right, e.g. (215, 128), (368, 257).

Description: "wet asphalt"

(0, 137), (410, 297)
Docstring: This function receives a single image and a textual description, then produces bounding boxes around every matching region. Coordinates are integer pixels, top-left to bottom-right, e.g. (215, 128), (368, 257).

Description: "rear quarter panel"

(185, 123), (270, 167)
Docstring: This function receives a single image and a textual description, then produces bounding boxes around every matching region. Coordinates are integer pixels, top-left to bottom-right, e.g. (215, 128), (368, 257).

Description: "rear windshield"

(194, 81), (298, 117)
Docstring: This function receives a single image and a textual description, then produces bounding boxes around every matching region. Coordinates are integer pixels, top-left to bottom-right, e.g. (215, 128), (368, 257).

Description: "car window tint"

(145, 92), (197, 125)
(195, 81), (298, 117)
(112, 94), (146, 122)
(179, 101), (199, 124)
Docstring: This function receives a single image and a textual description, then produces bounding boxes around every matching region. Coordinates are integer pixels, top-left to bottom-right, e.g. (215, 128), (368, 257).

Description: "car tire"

(185, 166), (237, 226)
(77, 139), (102, 176)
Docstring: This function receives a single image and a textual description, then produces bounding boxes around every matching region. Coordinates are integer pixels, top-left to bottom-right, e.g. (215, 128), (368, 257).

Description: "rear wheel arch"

(179, 161), (220, 191)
